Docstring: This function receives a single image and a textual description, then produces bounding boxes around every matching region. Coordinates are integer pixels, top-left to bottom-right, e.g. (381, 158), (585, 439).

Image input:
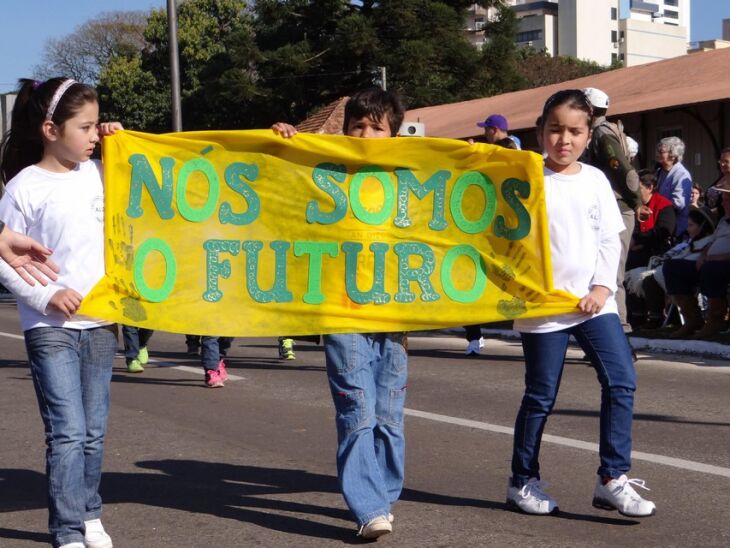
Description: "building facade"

(465, 0), (691, 67)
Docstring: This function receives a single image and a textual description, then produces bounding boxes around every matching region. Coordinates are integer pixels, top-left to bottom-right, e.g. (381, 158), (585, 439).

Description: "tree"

(479, 2), (524, 96)
(97, 0), (252, 132)
(516, 47), (609, 89)
(34, 11), (147, 84)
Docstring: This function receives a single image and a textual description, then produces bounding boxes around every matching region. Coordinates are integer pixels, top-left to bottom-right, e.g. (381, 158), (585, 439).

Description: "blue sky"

(1, 0), (728, 93)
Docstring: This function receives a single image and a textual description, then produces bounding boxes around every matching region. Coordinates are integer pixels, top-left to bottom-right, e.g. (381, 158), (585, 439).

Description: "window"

(516, 30), (542, 42)
(664, 0), (678, 6)
(664, 10), (679, 19)
(611, 7), (618, 20)
(612, 53), (618, 63)
(611, 30), (618, 43)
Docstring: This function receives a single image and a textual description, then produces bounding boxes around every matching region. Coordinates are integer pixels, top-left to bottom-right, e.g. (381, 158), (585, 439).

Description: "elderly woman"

(656, 136), (693, 239)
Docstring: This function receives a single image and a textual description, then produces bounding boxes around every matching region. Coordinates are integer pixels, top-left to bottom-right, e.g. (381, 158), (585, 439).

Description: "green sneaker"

(137, 346), (149, 365)
(278, 338), (296, 360)
(127, 358), (144, 373)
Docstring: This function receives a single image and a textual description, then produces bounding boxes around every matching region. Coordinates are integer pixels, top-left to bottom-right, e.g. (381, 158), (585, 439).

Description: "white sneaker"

(506, 477), (559, 515)
(465, 339), (482, 355)
(592, 475), (656, 517)
(59, 543), (85, 548)
(85, 518), (113, 548)
(358, 515), (392, 539)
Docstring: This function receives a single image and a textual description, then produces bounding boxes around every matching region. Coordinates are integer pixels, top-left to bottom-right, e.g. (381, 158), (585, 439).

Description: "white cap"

(584, 87), (609, 109)
(626, 136), (639, 157)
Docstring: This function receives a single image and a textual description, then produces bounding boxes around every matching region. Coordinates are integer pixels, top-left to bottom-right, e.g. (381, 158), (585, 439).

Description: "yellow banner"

(79, 130), (578, 336)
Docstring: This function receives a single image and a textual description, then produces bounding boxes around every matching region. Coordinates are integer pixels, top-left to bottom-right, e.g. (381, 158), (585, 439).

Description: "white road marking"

(405, 408), (730, 479)
(2, 330), (726, 476)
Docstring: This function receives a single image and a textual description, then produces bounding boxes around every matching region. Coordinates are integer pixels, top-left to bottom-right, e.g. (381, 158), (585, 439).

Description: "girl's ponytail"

(0, 78), (97, 185)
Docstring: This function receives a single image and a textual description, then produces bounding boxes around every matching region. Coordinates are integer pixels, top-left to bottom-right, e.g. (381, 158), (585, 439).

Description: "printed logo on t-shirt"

(91, 196), (104, 223)
(588, 204), (600, 231)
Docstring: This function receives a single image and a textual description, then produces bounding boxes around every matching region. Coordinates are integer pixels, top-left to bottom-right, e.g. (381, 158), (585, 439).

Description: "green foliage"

(93, 0), (612, 132)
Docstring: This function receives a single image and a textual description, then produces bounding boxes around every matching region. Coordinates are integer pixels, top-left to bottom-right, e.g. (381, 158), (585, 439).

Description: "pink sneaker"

(205, 368), (224, 388)
(218, 359), (228, 382)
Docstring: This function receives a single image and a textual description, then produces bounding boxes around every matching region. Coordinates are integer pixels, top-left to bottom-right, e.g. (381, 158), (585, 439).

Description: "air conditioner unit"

(399, 122), (426, 137)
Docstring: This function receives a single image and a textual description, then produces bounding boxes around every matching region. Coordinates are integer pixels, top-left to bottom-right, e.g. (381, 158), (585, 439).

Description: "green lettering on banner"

(394, 168), (449, 230)
(220, 162), (260, 225)
(307, 163), (348, 224)
(494, 178), (532, 241)
(350, 166), (394, 226)
(343, 242), (391, 305)
(203, 239), (242, 302)
(133, 237), (177, 302)
(293, 241), (339, 304)
(393, 242), (439, 303)
(127, 154), (175, 219)
(440, 244), (487, 303)
(242, 241), (293, 303)
(450, 171), (497, 234)
(176, 158), (219, 222)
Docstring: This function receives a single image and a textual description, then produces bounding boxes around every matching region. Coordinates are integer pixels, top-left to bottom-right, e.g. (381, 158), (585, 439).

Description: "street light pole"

(167, 0), (182, 132)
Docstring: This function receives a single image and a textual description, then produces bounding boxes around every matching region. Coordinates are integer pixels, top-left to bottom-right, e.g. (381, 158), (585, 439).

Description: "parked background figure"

(582, 87), (647, 341)
(662, 148), (730, 339)
(122, 325), (154, 373)
(477, 113), (522, 149)
(656, 136), (693, 239)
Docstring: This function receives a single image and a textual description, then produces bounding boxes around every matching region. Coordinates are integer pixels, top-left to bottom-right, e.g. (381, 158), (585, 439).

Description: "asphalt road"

(1, 301), (729, 547)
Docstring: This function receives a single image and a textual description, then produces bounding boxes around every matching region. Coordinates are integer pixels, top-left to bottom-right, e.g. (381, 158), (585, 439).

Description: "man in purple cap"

(477, 114), (521, 149)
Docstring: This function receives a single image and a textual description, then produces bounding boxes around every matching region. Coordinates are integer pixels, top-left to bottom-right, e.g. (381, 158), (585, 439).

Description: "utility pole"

(379, 66), (387, 91)
(167, 0), (182, 132)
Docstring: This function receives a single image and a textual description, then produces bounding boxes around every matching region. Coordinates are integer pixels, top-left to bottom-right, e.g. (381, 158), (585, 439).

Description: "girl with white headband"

(0, 77), (123, 548)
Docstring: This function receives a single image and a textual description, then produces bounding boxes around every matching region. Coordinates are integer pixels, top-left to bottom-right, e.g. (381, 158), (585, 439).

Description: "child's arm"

(0, 225), (60, 286)
(47, 288), (83, 320)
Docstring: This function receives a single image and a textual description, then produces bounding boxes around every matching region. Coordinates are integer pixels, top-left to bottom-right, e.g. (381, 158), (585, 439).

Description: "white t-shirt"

(0, 160), (110, 331)
(513, 163), (625, 333)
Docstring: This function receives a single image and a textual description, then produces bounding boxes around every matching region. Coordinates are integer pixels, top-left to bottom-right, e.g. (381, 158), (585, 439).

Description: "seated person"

(663, 175), (730, 339)
(626, 170), (675, 272)
(625, 206), (715, 329)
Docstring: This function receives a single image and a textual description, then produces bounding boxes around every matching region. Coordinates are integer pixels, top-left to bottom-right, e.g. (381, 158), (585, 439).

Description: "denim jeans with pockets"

(24, 325), (117, 547)
(512, 314), (636, 486)
(323, 332), (408, 525)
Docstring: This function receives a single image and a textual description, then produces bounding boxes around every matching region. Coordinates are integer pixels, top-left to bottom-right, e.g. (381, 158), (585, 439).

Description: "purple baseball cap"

(477, 114), (508, 131)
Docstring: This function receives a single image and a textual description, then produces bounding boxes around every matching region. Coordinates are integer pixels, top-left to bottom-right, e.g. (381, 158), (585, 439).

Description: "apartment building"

(465, 0), (690, 67)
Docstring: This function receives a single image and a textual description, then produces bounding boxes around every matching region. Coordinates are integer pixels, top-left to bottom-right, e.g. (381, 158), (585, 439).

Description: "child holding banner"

(271, 87), (407, 539)
(0, 78), (121, 548)
(505, 89), (656, 518)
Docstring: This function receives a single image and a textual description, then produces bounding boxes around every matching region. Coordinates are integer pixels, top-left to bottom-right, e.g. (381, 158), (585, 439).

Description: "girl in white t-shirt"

(505, 89), (656, 518)
(0, 77), (122, 548)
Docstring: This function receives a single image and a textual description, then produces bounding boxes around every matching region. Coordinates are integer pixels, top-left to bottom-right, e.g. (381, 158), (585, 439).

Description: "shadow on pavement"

(553, 408), (730, 427)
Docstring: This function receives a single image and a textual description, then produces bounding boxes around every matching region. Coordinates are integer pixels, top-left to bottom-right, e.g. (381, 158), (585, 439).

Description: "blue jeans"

(121, 326), (154, 363)
(24, 325), (117, 547)
(511, 314), (636, 487)
(323, 333), (408, 526)
(201, 336), (233, 371)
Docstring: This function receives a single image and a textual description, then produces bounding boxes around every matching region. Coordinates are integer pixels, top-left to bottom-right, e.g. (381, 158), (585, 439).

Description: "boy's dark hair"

(343, 87), (405, 137)
(1, 78), (97, 184)
(538, 89), (594, 129)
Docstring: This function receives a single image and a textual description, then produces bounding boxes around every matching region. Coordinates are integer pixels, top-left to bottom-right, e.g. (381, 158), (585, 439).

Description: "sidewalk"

(448, 326), (730, 360)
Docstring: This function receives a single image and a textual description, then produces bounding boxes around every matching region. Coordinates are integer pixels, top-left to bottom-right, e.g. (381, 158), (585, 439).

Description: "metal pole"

(167, 0), (182, 131)
(380, 66), (387, 91)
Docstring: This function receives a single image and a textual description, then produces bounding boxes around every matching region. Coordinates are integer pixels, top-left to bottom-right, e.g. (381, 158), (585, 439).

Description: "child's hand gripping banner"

(79, 130), (578, 336)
